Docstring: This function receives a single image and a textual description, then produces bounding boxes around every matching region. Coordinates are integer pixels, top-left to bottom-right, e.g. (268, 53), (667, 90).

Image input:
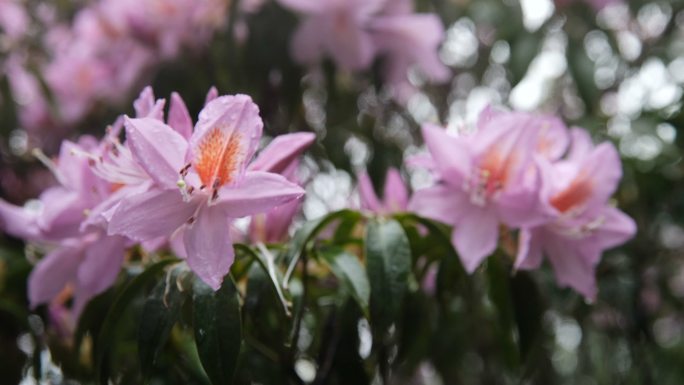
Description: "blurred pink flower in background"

(4, 0), (228, 145)
(515, 128), (636, 301)
(409, 111), (556, 273)
(357, 167), (409, 214)
(278, 0), (450, 101)
(0, 0), (29, 42)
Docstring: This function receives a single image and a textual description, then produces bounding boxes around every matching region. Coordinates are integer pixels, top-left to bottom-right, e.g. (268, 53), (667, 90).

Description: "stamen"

(32, 148), (67, 185)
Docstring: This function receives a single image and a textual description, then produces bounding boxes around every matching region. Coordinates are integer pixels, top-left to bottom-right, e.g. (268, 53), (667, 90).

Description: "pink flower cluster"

(4, 0), (228, 141)
(278, 0), (450, 102)
(410, 107), (636, 300)
(0, 87), (313, 315)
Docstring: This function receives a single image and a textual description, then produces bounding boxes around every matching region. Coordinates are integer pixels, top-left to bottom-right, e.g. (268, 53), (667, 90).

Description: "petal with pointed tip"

(214, 171), (305, 218)
(108, 189), (200, 241)
(184, 206), (234, 290)
(125, 117), (188, 189)
(168, 92), (193, 139)
(249, 132), (315, 174)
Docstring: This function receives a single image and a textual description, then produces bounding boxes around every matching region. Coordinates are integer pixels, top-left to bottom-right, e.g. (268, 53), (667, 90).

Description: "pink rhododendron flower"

(409, 110), (562, 272)
(107, 94), (306, 289)
(6, 0), (228, 140)
(279, 0), (449, 99)
(0, 137), (128, 315)
(248, 132), (316, 243)
(357, 167), (409, 214)
(515, 128), (636, 300)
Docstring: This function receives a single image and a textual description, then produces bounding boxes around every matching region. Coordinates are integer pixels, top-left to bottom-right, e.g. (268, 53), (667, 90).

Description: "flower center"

(466, 147), (513, 206)
(193, 126), (243, 189)
(550, 172), (593, 213)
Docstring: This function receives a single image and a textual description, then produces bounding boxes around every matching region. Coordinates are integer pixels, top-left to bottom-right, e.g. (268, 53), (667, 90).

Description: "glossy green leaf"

(365, 218), (411, 335)
(284, 210), (363, 285)
(319, 247), (370, 316)
(193, 275), (242, 385)
(96, 259), (177, 385)
(138, 270), (186, 378)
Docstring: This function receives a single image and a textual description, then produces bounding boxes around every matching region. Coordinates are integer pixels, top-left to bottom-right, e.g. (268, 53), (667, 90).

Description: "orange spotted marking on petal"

(550, 173), (593, 213)
(194, 127), (242, 188)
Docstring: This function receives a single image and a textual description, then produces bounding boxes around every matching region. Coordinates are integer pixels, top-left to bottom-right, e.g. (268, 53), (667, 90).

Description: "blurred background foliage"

(2, 0), (684, 384)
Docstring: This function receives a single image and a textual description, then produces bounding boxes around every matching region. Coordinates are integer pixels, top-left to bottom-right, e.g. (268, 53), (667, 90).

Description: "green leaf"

(365, 218), (411, 335)
(319, 247), (370, 316)
(193, 275), (242, 385)
(237, 243), (291, 317)
(486, 256), (520, 370)
(96, 259), (177, 385)
(138, 270), (186, 378)
(284, 210), (363, 285)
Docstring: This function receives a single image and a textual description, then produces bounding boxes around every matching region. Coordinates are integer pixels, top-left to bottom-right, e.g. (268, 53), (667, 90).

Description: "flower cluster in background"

(2, 0), (228, 146)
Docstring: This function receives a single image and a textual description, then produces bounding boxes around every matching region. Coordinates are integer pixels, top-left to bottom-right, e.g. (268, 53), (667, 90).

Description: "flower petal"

(515, 228), (544, 270)
(249, 132), (315, 174)
(214, 171), (305, 218)
(28, 245), (83, 308)
(357, 171), (382, 212)
(184, 206), (234, 290)
(408, 184), (469, 226)
(421, 124), (470, 187)
(383, 167), (409, 211)
(591, 206), (637, 250)
(74, 235), (125, 314)
(452, 206), (499, 273)
(291, 17), (327, 65)
(125, 117), (189, 189)
(190, 95), (263, 188)
(545, 237), (599, 301)
(168, 92), (193, 139)
(108, 189), (200, 241)
(0, 199), (40, 240)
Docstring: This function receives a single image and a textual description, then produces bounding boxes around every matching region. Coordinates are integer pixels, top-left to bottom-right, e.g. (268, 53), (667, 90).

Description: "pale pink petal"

(184, 206), (234, 290)
(327, 15), (375, 71)
(108, 189), (201, 241)
(357, 171), (382, 212)
(591, 207), (637, 250)
(214, 171), (305, 217)
(0, 200), (40, 240)
(579, 142), (622, 212)
(125, 117), (189, 189)
(533, 115), (570, 161)
(205, 87), (219, 105)
(421, 124), (471, 187)
(168, 92), (193, 139)
(566, 127), (594, 162)
(190, 95), (263, 188)
(452, 207), (499, 273)
(383, 167), (409, 211)
(545, 237), (599, 301)
(408, 185), (470, 226)
(74, 235), (125, 314)
(28, 246), (83, 308)
(291, 17), (327, 65)
(249, 132), (315, 173)
(515, 228), (544, 270)
(133, 86), (156, 117)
